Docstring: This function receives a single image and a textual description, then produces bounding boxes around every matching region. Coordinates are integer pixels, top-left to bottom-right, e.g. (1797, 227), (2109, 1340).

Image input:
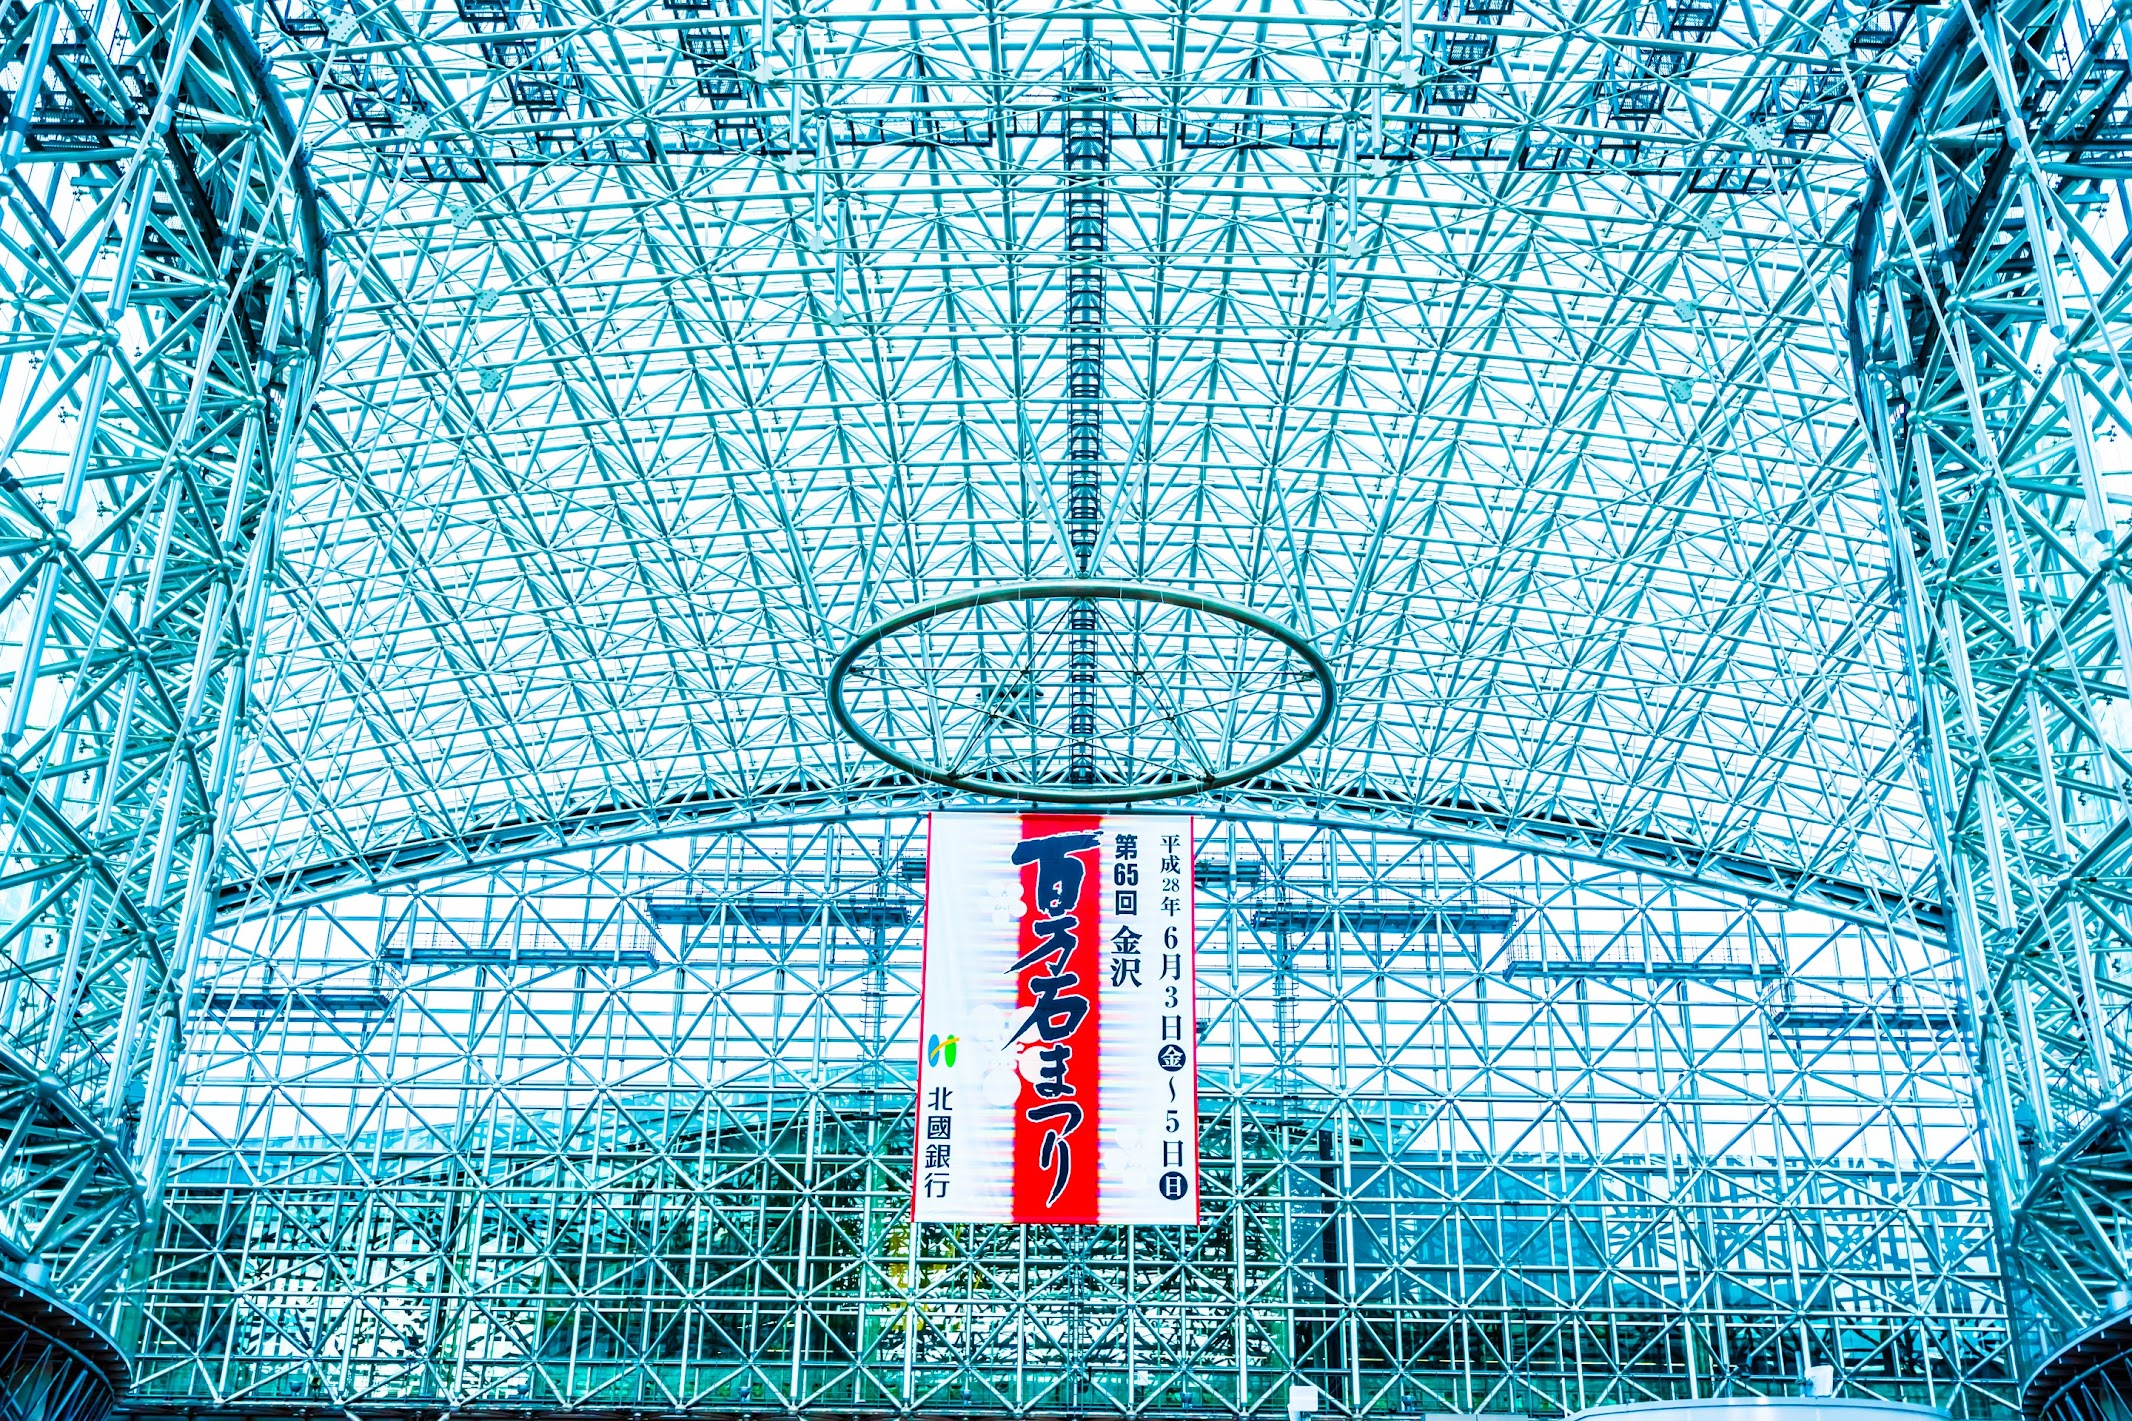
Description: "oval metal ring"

(828, 580), (1337, 805)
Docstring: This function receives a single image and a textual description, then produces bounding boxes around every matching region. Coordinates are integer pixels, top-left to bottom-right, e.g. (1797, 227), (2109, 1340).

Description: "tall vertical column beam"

(1850, 0), (2132, 1386)
(0, 0), (324, 1365)
(1061, 43), (1107, 786)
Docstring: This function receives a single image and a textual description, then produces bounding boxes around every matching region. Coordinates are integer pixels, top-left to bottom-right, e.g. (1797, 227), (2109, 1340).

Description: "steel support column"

(0, 0), (323, 1406)
(1851, 0), (2132, 1398)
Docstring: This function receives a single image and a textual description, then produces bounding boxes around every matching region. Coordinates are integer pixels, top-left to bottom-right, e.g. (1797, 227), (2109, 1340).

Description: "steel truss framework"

(0, 1276), (132, 1421)
(0, 0), (322, 1346)
(0, 0), (2071, 1411)
(128, 819), (2007, 1420)
(1849, 0), (2132, 1386)
(202, 0), (1945, 939)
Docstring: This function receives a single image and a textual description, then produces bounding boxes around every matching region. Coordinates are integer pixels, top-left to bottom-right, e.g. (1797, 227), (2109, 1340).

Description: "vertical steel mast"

(0, 0), (322, 1411)
(1851, 0), (2132, 1409)
(1062, 42), (1107, 787)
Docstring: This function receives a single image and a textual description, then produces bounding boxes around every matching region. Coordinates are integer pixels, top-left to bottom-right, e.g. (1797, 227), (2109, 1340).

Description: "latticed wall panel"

(123, 821), (2009, 1418)
(136, 1111), (1998, 1415)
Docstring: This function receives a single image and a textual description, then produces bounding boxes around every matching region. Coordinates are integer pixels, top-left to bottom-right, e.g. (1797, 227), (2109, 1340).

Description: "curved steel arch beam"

(1849, 0), (2132, 1378)
(203, 0), (328, 349)
(214, 781), (1943, 935)
(0, 0), (326, 1344)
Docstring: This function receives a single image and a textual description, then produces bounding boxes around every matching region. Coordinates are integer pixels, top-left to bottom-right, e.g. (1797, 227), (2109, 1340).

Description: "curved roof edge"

(216, 784), (1945, 935)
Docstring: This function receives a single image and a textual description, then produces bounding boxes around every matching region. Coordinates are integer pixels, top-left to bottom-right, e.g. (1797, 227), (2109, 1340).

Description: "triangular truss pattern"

(135, 822), (2008, 1417)
(0, 0), (324, 1328)
(194, 0), (1937, 926)
(0, 0), (2027, 1410)
(1852, 0), (2132, 1384)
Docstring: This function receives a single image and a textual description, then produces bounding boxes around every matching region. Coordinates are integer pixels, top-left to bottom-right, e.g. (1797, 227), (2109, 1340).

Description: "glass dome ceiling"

(215, 0), (1932, 924)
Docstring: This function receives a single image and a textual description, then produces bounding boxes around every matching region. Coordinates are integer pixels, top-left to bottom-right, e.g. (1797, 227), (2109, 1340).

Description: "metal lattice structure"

(131, 822), (2006, 1419)
(1849, 0), (2132, 1401)
(0, 0), (323, 1360)
(0, 0), (2085, 1412)
(201, 0), (1941, 925)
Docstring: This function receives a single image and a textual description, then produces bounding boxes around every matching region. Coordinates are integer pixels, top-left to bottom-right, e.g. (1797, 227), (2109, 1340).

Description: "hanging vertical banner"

(914, 813), (1197, 1225)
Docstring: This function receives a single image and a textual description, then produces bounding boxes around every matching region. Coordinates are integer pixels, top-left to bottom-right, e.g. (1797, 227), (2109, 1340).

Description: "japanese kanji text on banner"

(914, 813), (1198, 1224)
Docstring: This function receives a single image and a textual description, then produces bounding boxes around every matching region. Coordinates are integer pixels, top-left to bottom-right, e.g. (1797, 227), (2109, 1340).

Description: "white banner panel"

(914, 813), (1198, 1224)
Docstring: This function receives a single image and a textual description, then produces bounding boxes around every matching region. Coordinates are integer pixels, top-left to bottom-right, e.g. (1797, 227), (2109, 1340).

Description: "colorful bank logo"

(927, 1033), (959, 1068)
